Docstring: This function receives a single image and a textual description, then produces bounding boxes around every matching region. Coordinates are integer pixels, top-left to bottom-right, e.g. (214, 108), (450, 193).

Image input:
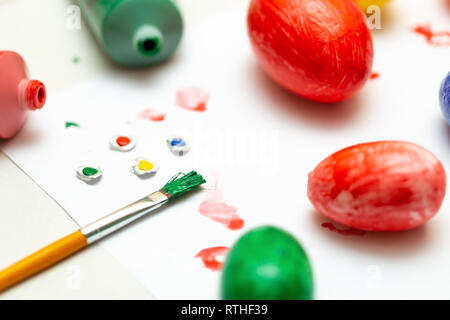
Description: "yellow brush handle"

(0, 230), (87, 292)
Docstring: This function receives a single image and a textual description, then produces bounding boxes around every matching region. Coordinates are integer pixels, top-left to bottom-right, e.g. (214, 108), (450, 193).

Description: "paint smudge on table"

(137, 109), (166, 121)
(370, 72), (380, 80)
(412, 24), (450, 47)
(176, 87), (209, 112)
(198, 182), (244, 230)
(321, 222), (366, 237)
(195, 246), (230, 271)
(65, 121), (80, 128)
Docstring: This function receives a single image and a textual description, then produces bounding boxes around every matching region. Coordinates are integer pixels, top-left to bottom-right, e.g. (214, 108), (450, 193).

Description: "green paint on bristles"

(161, 171), (206, 200)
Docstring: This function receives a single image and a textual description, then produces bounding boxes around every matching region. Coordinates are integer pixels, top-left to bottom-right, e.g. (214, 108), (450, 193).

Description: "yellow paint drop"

(138, 160), (154, 171)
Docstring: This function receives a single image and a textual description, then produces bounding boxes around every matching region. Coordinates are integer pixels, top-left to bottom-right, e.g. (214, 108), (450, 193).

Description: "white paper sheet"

(2, 0), (450, 299)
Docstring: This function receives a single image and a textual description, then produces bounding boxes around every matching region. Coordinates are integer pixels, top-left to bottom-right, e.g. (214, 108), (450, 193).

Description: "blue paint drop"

(440, 72), (450, 125)
(171, 138), (186, 146)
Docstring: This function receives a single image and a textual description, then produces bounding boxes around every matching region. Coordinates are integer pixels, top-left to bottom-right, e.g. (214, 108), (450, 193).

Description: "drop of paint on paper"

(138, 109), (166, 121)
(321, 222), (366, 237)
(370, 72), (380, 80)
(198, 181), (244, 230)
(110, 135), (136, 152)
(166, 136), (190, 156)
(131, 158), (159, 177)
(195, 246), (230, 271)
(116, 136), (131, 146)
(72, 56), (80, 64)
(82, 167), (98, 176)
(412, 24), (450, 47)
(65, 121), (80, 128)
(176, 87), (209, 112)
(77, 165), (102, 184)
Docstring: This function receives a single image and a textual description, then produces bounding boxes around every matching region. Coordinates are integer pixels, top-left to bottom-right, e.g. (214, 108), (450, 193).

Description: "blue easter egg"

(440, 72), (450, 125)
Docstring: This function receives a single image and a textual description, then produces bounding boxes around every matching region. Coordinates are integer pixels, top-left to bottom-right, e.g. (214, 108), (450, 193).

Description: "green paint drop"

(82, 167), (98, 176)
(72, 56), (80, 64)
(65, 121), (80, 128)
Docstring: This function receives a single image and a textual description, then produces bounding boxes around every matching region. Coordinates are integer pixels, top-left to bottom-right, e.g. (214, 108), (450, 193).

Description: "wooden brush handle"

(0, 230), (87, 292)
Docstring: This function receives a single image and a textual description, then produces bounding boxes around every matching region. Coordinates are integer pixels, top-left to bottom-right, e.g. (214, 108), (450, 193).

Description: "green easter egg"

(222, 226), (313, 300)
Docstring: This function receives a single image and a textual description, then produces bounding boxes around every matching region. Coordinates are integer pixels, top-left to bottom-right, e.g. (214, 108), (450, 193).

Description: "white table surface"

(0, 0), (243, 299)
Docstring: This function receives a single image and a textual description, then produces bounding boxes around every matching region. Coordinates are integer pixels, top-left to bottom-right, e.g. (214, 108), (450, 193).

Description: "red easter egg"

(307, 141), (446, 231)
(247, 0), (374, 103)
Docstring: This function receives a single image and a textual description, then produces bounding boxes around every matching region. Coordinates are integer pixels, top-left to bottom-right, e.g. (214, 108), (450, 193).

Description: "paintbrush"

(0, 171), (206, 292)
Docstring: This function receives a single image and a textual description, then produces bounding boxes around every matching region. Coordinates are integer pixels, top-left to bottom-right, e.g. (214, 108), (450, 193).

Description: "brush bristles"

(161, 171), (206, 199)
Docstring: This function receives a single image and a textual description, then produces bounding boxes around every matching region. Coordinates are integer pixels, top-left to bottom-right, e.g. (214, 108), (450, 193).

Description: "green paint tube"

(76, 0), (183, 68)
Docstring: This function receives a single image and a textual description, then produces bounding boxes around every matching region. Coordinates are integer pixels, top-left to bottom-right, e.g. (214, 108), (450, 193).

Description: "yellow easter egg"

(354, 0), (390, 11)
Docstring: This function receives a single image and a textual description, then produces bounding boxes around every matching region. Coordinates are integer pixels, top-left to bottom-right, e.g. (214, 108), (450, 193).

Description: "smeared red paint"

(412, 24), (450, 47)
(321, 222), (366, 236)
(370, 72), (380, 80)
(116, 136), (131, 146)
(195, 246), (230, 271)
(198, 182), (244, 230)
(138, 109), (166, 121)
(176, 87), (209, 112)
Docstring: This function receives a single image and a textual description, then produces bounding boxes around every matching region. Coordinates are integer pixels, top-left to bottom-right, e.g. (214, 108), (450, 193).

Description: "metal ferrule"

(81, 190), (169, 244)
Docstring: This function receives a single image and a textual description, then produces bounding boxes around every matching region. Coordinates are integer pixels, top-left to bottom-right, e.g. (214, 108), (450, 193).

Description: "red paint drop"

(198, 182), (244, 230)
(321, 222), (366, 236)
(176, 87), (209, 112)
(138, 109), (166, 121)
(116, 136), (131, 146)
(412, 24), (450, 47)
(370, 72), (380, 80)
(195, 246), (230, 271)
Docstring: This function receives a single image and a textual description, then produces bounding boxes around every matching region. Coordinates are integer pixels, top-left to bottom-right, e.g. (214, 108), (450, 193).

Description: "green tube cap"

(134, 25), (163, 57)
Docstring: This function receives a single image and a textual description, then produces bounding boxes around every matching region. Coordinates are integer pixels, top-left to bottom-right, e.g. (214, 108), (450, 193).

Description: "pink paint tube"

(0, 51), (46, 139)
